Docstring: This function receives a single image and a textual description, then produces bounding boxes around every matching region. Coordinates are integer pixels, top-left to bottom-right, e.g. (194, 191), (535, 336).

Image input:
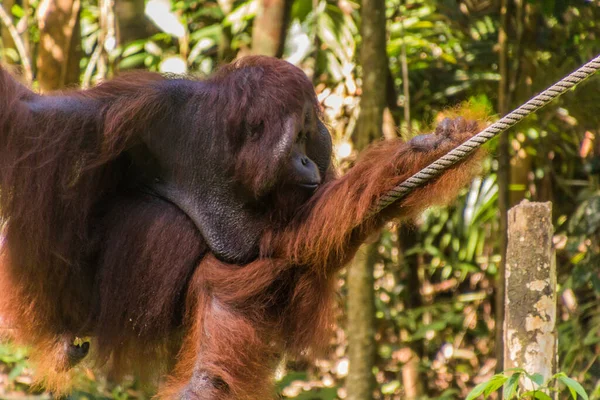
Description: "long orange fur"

(0, 57), (484, 399)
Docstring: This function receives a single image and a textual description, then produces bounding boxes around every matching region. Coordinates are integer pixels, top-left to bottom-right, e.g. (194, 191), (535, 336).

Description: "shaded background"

(1, 0), (600, 399)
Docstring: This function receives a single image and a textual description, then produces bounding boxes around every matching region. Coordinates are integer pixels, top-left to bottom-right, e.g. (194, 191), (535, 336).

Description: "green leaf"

(291, 0), (312, 21)
(483, 375), (508, 397)
(465, 228), (479, 261)
(7, 362), (25, 381)
(275, 371), (307, 391)
(529, 373), (545, 386)
(503, 372), (520, 400)
(10, 4), (24, 18)
(190, 24), (222, 42)
(121, 40), (146, 58)
(557, 373), (589, 400)
(291, 387), (338, 399)
(522, 390), (553, 400)
(503, 367), (526, 374)
(412, 320), (447, 339)
(381, 380), (400, 394)
(118, 53), (148, 70)
(466, 380), (492, 400)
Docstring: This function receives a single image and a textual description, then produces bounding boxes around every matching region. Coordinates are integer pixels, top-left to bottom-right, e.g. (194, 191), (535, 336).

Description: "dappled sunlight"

(1, 0), (600, 398)
(145, 0), (185, 38)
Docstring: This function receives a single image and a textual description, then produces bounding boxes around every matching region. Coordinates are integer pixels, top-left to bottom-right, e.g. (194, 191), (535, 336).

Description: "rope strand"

(371, 54), (600, 215)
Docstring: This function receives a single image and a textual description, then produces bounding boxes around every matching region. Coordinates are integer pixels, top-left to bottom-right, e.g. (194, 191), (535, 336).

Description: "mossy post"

(504, 200), (557, 389)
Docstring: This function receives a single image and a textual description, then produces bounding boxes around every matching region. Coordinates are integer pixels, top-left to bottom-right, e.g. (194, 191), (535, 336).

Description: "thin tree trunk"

(0, 1), (32, 81)
(115, 0), (151, 44)
(400, 7), (410, 137)
(397, 225), (424, 399)
(99, 0), (116, 76)
(496, 0), (509, 374)
(251, 0), (292, 57)
(310, 0), (320, 85)
(353, 0), (387, 149)
(347, 0), (387, 398)
(347, 243), (378, 400)
(396, 9), (423, 394)
(36, 0), (82, 91)
(218, 25), (235, 63)
(1, 0), (16, 62)
(507, 0), (530, 205)
(22, 0), (30, 58)
(216, 0), (234, 62)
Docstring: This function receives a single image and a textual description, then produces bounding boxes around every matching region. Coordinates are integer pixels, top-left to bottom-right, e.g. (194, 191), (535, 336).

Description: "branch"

(0, 4), (33, 82)
(82, 40), (103, 88)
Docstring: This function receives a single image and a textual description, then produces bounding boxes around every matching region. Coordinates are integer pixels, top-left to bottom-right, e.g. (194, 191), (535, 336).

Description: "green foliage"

(2, 0), (600, 398)
(417, 173), (498, 278)
(466, 369), (589, 400)
(0, 342), (28, 385)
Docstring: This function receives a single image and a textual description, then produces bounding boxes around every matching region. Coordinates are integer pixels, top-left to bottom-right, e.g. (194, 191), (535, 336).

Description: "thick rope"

(372, 54), (600, 215)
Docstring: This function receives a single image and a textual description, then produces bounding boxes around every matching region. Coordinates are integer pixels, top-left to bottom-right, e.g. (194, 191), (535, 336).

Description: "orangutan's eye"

(297, 131), (307, 143)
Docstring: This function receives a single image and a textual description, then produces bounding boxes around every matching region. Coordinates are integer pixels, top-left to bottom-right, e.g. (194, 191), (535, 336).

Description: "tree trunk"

(251, 0), (292, 57)
(346, 0), (387, 398)
(504, 201), (557, 390)
(353, 0), (387, 150)
(347, 243), (378, 400)
(115, 0), (151, 44)
(395, 8), (423, 396)
(496, 0), (510, 373)
(36, 0), (82, 91)
(397, 226), (424, 399)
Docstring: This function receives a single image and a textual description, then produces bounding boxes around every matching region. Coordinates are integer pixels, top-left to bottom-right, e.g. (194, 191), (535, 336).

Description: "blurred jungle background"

(1, 0), (600, 399)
